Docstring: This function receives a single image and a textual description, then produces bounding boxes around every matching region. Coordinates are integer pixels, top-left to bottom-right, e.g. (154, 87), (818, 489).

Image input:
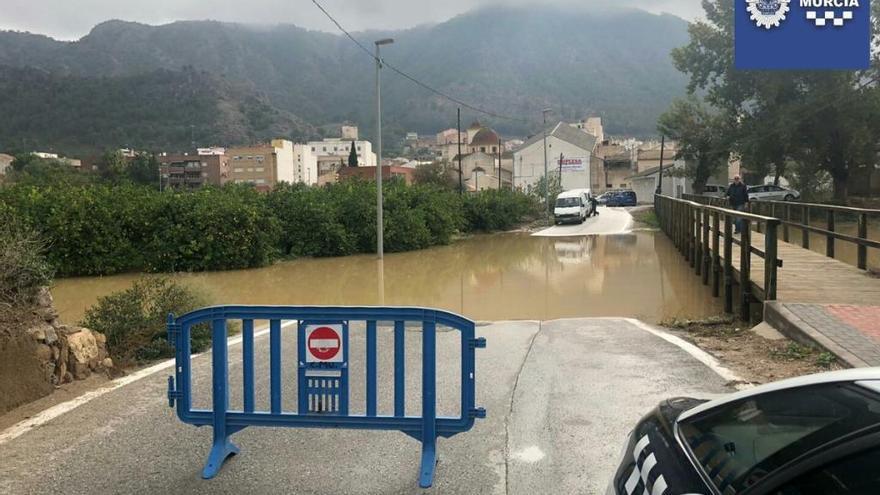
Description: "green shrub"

(81, 277), (210, 363)
(143, 186), (280, 272)
(266, 183), (355, 257)
(1, 179), (538, 276)
(463, 189), (540, 232)
(0, 206), (54, 304)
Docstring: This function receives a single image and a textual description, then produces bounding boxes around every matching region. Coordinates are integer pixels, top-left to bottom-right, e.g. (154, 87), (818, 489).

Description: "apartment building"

(159, 152), (230, 190)
(227, 139), (295, 191)
(307, 138), (376, 167)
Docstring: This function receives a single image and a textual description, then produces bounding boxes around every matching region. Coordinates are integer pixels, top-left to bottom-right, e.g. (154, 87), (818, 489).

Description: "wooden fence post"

(803, 205), (810, 249)
(826, 209), (835, 258)
(740, 219), (752, 322)
(712, 211), (721, 298)
(702, 208), (710, 285)
(858, 213), (868, 270)
(764, 220), (779, 301)
(724, 215), (734, 314)
(783, 203), (790, 243)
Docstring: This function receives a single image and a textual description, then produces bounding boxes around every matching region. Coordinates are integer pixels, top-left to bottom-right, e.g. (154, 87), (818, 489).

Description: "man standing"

(726, 175), (749, 234)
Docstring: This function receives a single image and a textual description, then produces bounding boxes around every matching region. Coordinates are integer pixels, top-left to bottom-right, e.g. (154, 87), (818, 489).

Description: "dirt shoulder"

(664, 316), (842, 385)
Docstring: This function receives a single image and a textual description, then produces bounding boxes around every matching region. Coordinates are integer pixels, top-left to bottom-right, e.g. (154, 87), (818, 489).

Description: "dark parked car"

(608, 368), (880, 494)
(602, 190), (637, 207)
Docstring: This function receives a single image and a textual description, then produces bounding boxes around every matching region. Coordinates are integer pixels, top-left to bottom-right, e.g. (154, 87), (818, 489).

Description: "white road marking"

(0, 320), (295, 446)
(510, 445), (545, 463)
(622, 318), (748, 388)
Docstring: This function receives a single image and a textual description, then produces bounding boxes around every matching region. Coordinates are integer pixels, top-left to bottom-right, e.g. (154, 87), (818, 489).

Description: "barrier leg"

(419, 319), (438, 488)
(202, 319), (239, 479)
(418, 436), (437, 488)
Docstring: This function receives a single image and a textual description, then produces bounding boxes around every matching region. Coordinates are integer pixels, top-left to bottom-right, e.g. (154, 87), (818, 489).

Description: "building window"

(492, 147), (497, 153)
(255, 167), (265, 172)
(255, 179), (266, 184)
(323, 147), (327, 152)
(234, 167), (244, 172)
(233, 156), (241, 160)
(247, 168), (254, 172)
(311, 147), (316, 152)
(357, 146), (361, 151)
(202, 172), (209, 177)
(256, 156), (264, 162)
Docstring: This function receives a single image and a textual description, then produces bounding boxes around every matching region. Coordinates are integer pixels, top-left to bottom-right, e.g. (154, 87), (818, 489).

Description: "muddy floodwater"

(52, 231), (723, 324)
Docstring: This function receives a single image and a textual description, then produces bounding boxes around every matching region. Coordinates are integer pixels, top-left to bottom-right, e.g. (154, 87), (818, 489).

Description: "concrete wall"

(514, 136), (591, 192)
(293, 144), (318, 185)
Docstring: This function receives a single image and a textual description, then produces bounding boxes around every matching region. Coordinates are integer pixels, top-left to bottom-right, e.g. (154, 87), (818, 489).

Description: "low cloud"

(0, 0), (703, 40)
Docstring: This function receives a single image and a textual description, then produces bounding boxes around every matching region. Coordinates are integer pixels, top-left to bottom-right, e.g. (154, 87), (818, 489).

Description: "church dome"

(470, 128), (501, 147)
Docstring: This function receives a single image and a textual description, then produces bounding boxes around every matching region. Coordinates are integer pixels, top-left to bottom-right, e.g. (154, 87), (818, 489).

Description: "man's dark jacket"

(727, 182), (749, 207)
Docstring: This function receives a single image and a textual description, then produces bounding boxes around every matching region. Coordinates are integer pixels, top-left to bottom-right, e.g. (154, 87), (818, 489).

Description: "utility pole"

(557, 153), (564, 191)
(542, 108), (553, 214)
(375, 38), (394, 260)
(657, 134), (666, 196)
(497, 138), (502, 190)
(457, 108), (463, 195)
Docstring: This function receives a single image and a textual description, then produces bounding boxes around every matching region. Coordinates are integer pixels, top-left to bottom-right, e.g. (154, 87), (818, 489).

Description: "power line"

(310, 0), (532, 124)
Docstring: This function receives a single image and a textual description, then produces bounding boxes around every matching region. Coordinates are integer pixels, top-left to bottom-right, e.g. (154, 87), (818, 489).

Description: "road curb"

(764, 301), (867, 368)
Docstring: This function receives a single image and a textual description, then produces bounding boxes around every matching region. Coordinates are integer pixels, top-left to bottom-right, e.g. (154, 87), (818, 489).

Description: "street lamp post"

(375, 38), (394, 260)
(542, 108), (553, 215)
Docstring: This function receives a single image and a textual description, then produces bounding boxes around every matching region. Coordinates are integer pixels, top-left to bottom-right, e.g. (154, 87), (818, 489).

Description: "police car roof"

(678, 367), (880, 422)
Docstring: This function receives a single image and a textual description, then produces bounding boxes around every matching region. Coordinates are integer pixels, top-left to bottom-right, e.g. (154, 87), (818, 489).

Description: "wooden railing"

(656, 195), (781, 321)
(684, 194), (880, 272)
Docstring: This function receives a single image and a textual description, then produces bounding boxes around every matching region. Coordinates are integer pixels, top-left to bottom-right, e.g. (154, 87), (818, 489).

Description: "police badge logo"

(746, 0), (791, 29)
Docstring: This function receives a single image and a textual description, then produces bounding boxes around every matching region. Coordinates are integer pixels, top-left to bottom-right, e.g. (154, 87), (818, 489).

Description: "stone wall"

(0, 288), (115, 414)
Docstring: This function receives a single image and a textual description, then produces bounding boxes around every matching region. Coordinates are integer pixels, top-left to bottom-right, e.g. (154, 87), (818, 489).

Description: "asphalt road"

(532, 207), (634, 237)
(0, 318), (731, 494)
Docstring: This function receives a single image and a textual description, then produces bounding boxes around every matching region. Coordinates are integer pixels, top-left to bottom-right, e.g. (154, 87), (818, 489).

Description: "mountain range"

(0, 6), (690, 155)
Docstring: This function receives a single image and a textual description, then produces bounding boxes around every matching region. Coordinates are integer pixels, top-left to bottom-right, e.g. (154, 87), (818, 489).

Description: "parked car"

(603, 190), (638, 207)
(596, 191), (616, 206)
(748, 184), (801, 201)
(553, 190), (588, 225)
(607, 368), (880, 495)
(702, 184), (727, 198)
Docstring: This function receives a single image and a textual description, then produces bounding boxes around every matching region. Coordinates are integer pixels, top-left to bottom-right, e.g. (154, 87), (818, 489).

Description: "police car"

(608, 368), (880, 494)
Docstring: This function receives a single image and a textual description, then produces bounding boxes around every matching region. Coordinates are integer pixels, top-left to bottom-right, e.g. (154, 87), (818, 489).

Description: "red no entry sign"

(306, 325), (343, 362)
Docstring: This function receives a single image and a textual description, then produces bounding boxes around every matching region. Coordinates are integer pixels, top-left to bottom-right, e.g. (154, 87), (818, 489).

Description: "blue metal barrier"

(166, 305), (486, 488)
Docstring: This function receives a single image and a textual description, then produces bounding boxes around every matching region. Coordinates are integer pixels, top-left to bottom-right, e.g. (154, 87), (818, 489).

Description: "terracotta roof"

(470, 128), (501, 146)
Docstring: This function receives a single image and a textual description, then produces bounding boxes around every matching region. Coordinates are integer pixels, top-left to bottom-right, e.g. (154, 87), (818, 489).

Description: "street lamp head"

(375, 38), (395, 46)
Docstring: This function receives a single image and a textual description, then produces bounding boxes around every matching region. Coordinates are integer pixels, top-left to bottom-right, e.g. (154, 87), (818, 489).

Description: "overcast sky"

(0, 0), (703, 40)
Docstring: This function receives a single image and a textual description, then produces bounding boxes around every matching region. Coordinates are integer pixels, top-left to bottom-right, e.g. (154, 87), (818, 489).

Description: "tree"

(347, 142), (358, 167)
(127, 153), (160, 187)
(657, 97), (731, 194)
(669, 0), (880, 201)
(96, 150), (127, 183)
(413, 162), (455, 188)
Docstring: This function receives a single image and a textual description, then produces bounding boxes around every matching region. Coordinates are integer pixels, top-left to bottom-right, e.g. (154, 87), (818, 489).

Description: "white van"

(554, 190), (589, 225)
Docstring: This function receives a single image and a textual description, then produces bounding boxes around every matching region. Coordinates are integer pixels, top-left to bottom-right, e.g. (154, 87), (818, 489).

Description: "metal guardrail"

(167, 305), (486, 488)
(656, 195), (781, 321)
(685, 194), (880, 272)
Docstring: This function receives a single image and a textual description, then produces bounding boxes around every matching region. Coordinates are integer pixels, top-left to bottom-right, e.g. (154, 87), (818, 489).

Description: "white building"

(628, 160), (729, 204)
(197, 147), (226, 156)
(293, 144), (318, 185)
(341, 125), (359, 140)
(513, 122), (598, 192)
(307, 138), (377, 167)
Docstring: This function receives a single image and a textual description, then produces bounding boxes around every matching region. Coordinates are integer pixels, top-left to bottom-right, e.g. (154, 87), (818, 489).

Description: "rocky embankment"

(0, 288), (115, 414)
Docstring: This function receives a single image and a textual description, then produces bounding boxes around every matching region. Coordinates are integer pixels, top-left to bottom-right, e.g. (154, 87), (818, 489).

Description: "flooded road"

(52, 231), (722, 324)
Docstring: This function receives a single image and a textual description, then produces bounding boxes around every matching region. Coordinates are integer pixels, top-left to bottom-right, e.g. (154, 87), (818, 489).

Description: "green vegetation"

(0, 207), (53, 305)
(0, 66), (314, 156)
(0, 179), (540, 277)
(81, 277), (210, 363)
(661, 0), (880, 201)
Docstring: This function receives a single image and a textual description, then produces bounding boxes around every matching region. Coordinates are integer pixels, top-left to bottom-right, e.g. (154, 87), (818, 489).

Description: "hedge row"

(0, 180), (539, 277)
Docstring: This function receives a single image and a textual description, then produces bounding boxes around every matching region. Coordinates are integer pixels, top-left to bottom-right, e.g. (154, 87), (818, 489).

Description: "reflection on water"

(52, 232), (722, 324)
